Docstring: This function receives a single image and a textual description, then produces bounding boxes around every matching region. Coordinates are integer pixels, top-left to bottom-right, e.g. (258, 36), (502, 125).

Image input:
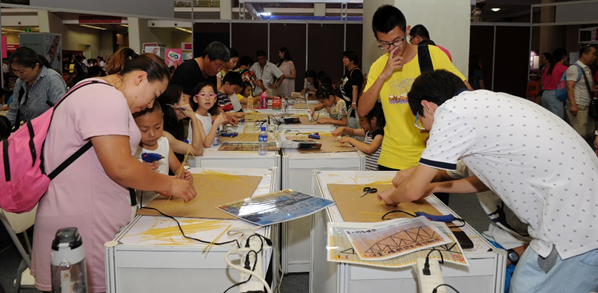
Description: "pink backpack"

(0, 80), (104, 213)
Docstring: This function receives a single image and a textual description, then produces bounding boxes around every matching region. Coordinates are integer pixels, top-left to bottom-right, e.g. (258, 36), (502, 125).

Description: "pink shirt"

(437, 45), (452, 62)
(542, 63), (567, 90)
(32, 79), (140, 292)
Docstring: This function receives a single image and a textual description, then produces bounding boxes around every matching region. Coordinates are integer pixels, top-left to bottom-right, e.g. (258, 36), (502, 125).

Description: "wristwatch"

(507, 249), (519, 266)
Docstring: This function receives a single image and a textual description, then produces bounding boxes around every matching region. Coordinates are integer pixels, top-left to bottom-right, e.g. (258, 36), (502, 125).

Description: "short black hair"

(222, 71), (243, 87)
(202, 41), (230, 62)
(238, 56), (253, 67)
(256, 50), (266, 58)
(580, 44), (596, 58)
(305, 69), (316, 78)
(409, 24), (430, 40)
(407, 70), (466, 117)
(343, 50), (359, 65)
(372, 5), (407, 35)
(9, 46), (50, 69)
(133, 99), (162, 119)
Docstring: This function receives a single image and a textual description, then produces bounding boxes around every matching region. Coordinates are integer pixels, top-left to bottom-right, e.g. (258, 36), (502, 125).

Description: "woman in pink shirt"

(31, 48), (196, 293)
(541, 48), (568, 119)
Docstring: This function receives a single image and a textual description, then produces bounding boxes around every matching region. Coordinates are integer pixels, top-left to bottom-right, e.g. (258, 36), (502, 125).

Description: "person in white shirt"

(250, 50), (285, 96)
(565, 45), (596, 143)
(380, 69), (598, 293)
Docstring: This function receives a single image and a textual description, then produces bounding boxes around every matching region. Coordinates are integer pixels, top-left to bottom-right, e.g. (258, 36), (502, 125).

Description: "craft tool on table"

(360, 186), (378, 197)
(308, 133), (320, 139)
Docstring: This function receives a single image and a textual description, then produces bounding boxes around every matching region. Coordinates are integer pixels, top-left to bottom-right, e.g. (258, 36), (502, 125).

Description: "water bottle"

(258, 126), (267, 156)
(51, 227), (88, 293)
(213, 128), (221, 146)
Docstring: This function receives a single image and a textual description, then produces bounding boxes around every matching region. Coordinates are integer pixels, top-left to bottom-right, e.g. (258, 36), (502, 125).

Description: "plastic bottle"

(213, 128), (221, 147)
(51, 227), (88, 293)
(258, 126), (267, 156)
(260, 91), (268, 108)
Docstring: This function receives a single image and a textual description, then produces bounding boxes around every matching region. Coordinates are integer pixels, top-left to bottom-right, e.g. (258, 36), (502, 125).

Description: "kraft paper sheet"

(327, 183), (442, 222)
(137, 173), (262, 219)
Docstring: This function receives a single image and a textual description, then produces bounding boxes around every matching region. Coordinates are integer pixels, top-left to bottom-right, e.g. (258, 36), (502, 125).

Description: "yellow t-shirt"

(363, 45), (465, 170)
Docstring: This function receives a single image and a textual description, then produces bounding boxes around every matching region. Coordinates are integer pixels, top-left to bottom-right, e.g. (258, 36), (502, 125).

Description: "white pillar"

(220, 0), (232, 20)
(314, 3), (326, 16)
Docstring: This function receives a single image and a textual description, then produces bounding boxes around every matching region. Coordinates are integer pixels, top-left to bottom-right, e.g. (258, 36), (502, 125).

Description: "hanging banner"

(165, 49), (183, 67)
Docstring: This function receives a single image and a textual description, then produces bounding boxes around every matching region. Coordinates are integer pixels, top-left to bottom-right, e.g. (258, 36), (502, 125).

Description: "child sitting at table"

(217, 71), (244, 118)
(189, 81), (227, 148)
(332, 102), (385, 171)
(238, 81), (259, 107)
(133, 102), (193, 206)
(311, 83), (348, 126)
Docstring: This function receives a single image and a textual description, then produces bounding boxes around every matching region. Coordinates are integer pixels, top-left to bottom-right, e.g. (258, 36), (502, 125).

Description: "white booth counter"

(311, 171), (507, 293)
(280, 149), (365, 273)
(105, 168), (279, 293)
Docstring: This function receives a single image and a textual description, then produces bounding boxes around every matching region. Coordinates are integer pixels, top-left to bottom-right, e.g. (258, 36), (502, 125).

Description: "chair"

(0, 205), (37, 292)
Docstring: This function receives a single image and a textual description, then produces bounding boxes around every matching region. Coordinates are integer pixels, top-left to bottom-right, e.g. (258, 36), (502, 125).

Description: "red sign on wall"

(6, 43), (19, 52)
(79, 16), (122, 24)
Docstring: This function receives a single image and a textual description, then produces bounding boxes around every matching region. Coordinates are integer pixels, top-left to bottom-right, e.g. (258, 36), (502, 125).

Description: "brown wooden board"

(291, 133), (356, 154)
(137, 173), (263, 219)
(327, 183), (442, 222)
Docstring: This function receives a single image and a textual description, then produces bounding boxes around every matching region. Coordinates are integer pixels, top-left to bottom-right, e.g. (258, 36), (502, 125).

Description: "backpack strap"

(13, 87), (26, 131)
(418, 44), (434, 74)
(42, 80), (111, 178)
(47, 141), (92, 179)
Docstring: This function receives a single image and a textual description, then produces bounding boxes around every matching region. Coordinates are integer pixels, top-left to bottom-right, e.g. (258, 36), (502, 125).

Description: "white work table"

(105, 168), (279, 293)
(280, 147), (365, 273)
(311, 171), (506, 293)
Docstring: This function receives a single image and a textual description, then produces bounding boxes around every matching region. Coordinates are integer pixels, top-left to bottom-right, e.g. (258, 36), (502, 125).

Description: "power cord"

(432, 284), (461, 293)
(423, 248), (444, 275)
(139, 204), (240, 248)
(223, 232), (272, 293)
(381, 210), (417, 220)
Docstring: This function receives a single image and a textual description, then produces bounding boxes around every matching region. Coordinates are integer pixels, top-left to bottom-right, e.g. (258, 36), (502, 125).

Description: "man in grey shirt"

(250, 50), (284, 97)
(565, 45), (596, 142)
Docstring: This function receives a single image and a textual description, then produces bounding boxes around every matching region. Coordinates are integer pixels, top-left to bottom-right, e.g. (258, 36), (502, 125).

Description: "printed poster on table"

(217, 189), (335, 226)
(342, 217), (452, 261)
(165, 49), (183, 67)
(327, 221), (469, 268)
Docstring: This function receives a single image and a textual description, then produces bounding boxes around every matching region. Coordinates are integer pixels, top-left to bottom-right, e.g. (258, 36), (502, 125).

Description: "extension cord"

(238, 234), (268, 293)
(415, 257), (446, 293)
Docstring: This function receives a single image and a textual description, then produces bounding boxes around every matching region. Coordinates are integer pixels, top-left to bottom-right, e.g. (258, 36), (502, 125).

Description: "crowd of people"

(1, 4), (598, 293)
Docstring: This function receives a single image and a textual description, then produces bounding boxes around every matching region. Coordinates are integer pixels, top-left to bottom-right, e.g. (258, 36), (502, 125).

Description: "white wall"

(362, 0), (470, 76)
(394, 0), (471, 76)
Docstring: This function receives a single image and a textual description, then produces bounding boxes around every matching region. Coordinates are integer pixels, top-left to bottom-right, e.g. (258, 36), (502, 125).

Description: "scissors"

(360, 186), (378, 198)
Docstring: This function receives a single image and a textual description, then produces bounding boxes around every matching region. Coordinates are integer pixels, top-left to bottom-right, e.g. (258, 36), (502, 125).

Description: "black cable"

(432, 283), (461, 293)
(140, 206), (240, 248)
(223, 250), (259, 293)
(381, 210), (417, 220)
(423, 248), (444, 275)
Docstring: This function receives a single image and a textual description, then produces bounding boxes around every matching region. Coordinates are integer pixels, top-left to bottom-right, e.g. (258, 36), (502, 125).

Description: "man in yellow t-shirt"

(358, 5), (470, 172)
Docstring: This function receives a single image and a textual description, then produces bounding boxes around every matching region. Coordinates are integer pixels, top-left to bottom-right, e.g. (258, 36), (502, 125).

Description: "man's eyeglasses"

(377, 35), (405, 50)
(195, 93), (216, 99)
(414, 112), (425, 130)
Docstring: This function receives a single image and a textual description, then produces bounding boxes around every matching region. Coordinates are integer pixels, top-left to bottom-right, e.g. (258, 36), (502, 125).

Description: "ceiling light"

(175, 27), (192, 33)
(491, 7), (500, 12)
(80, 24), (107, 30)
(1, 28), (25, 33)
(259, 11), (271, 16)
(121, 24), (128, 27)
